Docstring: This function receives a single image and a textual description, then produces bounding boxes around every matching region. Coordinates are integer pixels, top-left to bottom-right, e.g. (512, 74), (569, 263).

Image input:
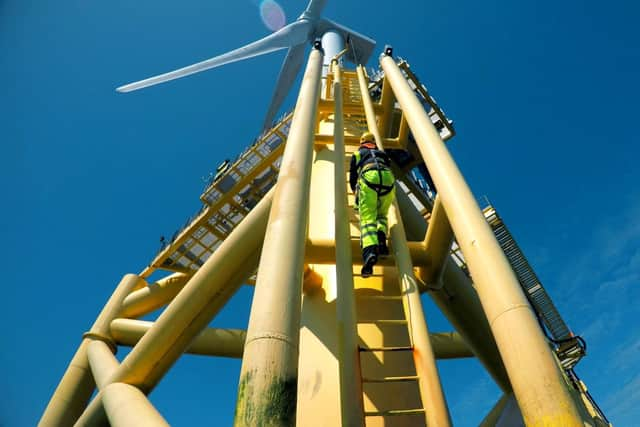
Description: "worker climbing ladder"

(40, 38), (611, 427)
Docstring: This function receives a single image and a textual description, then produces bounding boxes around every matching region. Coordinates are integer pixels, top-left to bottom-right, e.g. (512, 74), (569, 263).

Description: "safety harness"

(356, 143), (395, 196)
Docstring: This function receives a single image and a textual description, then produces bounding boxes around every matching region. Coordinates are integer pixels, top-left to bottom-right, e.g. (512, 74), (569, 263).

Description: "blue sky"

(2, 0), (639, 425)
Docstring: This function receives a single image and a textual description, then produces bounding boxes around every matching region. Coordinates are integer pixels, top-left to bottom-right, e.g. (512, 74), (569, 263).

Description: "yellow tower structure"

(40, 43), (611, 427)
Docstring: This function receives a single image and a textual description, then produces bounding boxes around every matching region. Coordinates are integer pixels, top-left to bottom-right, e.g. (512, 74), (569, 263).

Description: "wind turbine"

(116, 0), (375, 129)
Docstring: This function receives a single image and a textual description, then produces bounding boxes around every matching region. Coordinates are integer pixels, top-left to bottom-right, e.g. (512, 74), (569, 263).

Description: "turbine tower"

(41, 1), (610, 426)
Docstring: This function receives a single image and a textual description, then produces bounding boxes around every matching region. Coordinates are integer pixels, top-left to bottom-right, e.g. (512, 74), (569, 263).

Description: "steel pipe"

(234, 45), (324, 426)
(102, 383), (170, 427)
(75, 190), (274, 426)
(389, 204), (452, 427)
(118, 273), (190, 319)
(332, 59), (365, 427)
(421, 195), (454, 287)
(112, 317), (469, 363)
(87, 341), (120, 390)
(39, 274), (145, 427)
(429, 332), (474, 359)
(380, 53), (585, 426)
(111, 319), (245, 358)
(479, 393), (512, 427)
(358, 63), (451, 426)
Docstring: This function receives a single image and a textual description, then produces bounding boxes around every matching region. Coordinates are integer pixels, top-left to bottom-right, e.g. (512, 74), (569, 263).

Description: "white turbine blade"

(302, 0), (327, 19)
(117, 20), (313, 93)
(262, 43), (306, 130)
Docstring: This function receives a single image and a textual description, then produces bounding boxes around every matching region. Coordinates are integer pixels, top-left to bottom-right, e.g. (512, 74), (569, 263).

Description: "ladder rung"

(356, 295), (403, 300)
(362, 375), (419, 383)
(359, 346), (413, 352)
(358, 319), (408, 325)
(365, 408), (425, 417)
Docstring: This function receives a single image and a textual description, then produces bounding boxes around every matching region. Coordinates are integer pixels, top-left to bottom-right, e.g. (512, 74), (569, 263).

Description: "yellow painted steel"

(479, 393), (512, 427)
(118, 273), (190, 318)
(42, 45), (608, 427)
(354, 262), (424, 425)
(380, 54), (587, 426)
(113, 199), (270, 390)
(332, 58), (366, 427)
(422, 258), (512, 391)
(234, 46), (324, 426)
(111, 317), (467, 362)
(393, 170), (512, 390)
(87, 341), (120, 390)
(393, 176), (512, 390)
(388, 204), (452, 426)
(356, 66), (384, 152)
(305, 237), (428, 266)
(394, 182), (428, 240)
(140, 114), (291, 279)
(379, 76), (396, 139)
(429, 332), (473, 359)
(102, 383), (170, 427)
(110, 319), (245, 358)
(296, 148), (349, 425)
(39, 274), (145, 427)
(421, 195), (454, 288)
(314, 133), (403, 149)
(74, 393), (107, 426)
(357, 63), (451, 426)
(75, 189), (275, 426)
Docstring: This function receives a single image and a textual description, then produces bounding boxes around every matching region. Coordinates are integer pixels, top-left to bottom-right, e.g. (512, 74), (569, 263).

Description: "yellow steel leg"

(333, 59), (366, 427)
(87, 341), (120, 390)
(234, 45), (324, 426)
(39, 274), (144, 427)
(394, 170), (511, 391)
(380, 53), (586, 426)
(419, 258), (512, 391)
(102, 383), (170, 427)
(75, 189), (274, 426)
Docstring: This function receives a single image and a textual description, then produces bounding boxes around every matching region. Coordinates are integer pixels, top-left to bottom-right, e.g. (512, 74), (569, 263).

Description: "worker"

(349, 131), (396, 278)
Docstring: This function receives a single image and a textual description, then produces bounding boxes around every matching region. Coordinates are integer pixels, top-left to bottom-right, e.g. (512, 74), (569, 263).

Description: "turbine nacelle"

(117, 0), (375, 130)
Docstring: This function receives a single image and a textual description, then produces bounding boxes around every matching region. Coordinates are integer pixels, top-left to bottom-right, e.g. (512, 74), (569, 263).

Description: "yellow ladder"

(347, 159), (427, 426)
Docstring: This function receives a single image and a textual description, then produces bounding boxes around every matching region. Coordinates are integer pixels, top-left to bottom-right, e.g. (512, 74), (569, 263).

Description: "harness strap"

(362, 176), (394, 196)
(356, 146), (394, 196)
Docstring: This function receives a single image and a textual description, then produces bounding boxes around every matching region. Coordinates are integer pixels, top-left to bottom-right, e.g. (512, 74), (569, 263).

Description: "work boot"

(378, 231), (390, 257)
(361, 246), (378, 278)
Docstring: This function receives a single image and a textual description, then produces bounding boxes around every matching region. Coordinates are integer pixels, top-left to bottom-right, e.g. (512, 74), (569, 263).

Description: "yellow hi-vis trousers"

(358, 168), (396, 249)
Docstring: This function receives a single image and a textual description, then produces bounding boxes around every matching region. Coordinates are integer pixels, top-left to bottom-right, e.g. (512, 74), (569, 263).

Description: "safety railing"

(141, 111), (293, 278)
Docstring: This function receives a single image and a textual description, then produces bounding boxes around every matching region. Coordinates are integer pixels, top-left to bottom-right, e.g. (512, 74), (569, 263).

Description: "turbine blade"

(117, 21), (313, 93)
(262, 43), (307, 130)
(302, 0), (327, 19)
